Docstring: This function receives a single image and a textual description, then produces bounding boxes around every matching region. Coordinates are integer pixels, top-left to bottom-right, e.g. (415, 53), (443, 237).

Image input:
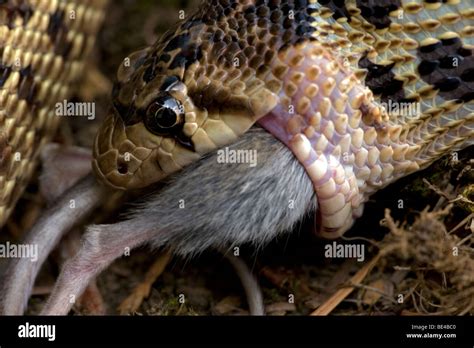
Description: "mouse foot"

(118, 251), (172, 315)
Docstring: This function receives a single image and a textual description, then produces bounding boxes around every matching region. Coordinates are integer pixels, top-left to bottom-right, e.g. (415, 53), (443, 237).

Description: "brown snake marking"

(0, 0), (473, 236)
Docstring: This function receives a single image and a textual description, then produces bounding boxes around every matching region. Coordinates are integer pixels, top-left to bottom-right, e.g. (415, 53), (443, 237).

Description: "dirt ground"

(1, 0), (473, 316)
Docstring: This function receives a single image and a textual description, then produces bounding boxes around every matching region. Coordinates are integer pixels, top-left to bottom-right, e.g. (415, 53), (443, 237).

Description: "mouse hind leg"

(41, 220), (155, 315)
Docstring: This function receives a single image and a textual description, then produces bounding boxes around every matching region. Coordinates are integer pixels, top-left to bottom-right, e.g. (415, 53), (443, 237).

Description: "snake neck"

(258, 40), (472, 237)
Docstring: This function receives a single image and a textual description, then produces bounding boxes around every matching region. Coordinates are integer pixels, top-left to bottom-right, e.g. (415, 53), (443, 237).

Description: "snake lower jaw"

(92, 115), (155, 190)
(92, 135), (173, 190)
(93, 107), (175, 190)
(92, 158), (130, 190)
(92, 152), (167, 190)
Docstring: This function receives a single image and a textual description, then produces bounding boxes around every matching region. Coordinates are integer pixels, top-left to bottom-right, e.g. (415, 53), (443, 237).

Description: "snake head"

(93, 70), (202, 190)
(92, 49), (278, 190)
(92, 1), (289, 191)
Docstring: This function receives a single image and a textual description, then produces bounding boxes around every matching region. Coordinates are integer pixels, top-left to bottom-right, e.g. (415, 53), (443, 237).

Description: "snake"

(1, 0), (473, 238)
(0, 0), (108, 226)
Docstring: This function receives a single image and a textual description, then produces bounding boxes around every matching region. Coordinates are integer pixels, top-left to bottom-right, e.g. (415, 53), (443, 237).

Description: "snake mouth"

(92, 111), (163, 190)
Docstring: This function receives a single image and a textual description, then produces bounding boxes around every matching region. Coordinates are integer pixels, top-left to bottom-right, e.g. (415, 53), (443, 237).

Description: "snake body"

(93, 0), (473, 237)
(0, 0), (108, 226)
(0, 0), (473, 236)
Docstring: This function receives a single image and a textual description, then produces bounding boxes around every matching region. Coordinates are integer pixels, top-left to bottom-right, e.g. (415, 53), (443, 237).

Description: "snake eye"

(144, 94), (184, 135)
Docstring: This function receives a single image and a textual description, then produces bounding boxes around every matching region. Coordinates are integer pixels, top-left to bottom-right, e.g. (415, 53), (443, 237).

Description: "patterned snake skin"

(1, 0), (473, 237)
(0, 0), (108, 226)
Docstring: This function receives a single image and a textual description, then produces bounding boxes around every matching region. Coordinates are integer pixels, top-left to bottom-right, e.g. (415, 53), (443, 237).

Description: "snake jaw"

(92, 111), (155, 189)
(289, 133), (363, 239)
(92, 113), (140, 190)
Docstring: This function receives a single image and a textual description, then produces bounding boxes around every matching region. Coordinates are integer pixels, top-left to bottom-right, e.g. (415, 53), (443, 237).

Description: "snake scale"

(1, 0), (473, 238)
(0, 0), (108, 226)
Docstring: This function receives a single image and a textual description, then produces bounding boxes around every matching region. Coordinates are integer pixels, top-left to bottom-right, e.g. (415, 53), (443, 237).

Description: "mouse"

(1, 127), (316, 315)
